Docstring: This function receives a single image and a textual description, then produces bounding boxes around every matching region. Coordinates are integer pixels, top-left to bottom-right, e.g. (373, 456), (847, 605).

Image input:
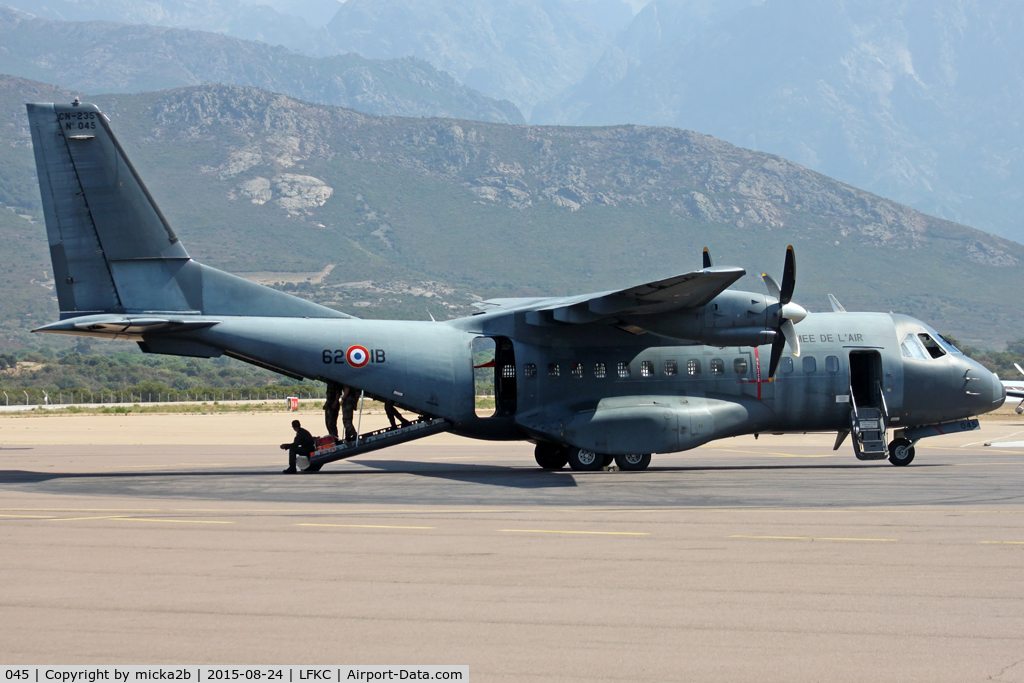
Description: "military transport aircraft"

(25, 100), (1007, 472)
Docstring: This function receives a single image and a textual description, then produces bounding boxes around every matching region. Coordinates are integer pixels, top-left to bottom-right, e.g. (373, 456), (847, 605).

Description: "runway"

(2, 414), (1024, 681)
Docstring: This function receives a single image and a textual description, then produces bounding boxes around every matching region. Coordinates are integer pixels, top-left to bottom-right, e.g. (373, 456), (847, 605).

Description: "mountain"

(1, 76), (1023, 350)
(326, 0), (633, 116)
(533, 0), (1024, 244)
(0, 6), (523, 123)
(0, 0), (337, 55)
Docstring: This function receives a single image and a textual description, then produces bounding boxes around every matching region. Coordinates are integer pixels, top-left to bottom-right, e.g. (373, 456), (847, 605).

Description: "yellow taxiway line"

(979, 541), (1024, 545)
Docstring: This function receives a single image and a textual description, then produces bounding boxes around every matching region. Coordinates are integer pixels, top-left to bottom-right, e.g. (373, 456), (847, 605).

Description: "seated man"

(280, 419), (315, 474)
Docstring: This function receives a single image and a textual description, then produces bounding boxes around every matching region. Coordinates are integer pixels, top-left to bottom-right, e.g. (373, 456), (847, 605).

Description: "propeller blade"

(1016, 362), (1024, 377)
(702, 247), (713, 269)
(827, 294), (846, 313)
(767, 331), (786, 379)
(779, 245), (796, 304)
(781, 319), (800, 357)
(762, 273), (781, 300)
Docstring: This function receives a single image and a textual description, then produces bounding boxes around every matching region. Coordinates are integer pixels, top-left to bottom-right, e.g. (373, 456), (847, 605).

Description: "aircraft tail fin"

(27, 101), (347, 322)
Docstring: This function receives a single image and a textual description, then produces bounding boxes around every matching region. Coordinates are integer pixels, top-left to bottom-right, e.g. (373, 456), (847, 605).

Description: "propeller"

(762, 245), (808, 379)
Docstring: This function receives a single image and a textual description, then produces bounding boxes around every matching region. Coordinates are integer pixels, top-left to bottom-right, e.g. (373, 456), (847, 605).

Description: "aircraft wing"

(473, 266), (745, 323)
(1002, 380), (1024, 399)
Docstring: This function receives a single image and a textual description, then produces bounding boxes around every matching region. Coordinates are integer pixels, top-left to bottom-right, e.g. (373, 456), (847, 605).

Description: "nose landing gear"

(887, 438), (915, 466)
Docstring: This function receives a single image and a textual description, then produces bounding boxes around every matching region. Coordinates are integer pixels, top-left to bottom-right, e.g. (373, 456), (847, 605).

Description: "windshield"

(901, 334), (930, 360)
(918, 333), (947, 359)
(936, 335), (964, 354)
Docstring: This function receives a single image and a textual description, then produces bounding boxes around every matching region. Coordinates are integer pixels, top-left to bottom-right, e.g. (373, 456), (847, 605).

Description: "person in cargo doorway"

(341, 385), (359, 442)
(384, 400), (412, 429)
(280, 419), (315, 474)
(323, 381), (342, 438)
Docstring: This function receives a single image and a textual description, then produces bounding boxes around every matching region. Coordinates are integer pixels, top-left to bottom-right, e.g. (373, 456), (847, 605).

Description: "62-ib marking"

(321, 348), (386, 365)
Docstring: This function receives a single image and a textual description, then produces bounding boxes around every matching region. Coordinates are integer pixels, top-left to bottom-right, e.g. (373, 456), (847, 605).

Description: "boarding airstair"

(849, 383), (888, 460)
(297, 417), (452, 472)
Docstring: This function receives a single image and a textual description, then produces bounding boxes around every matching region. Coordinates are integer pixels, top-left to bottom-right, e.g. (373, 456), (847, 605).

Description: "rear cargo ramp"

(298, 418), (452, 472)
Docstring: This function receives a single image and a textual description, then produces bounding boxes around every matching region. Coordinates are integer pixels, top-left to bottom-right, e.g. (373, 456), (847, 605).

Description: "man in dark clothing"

(323, 381), (342, 438)
(384, 400), (412, 429)
(341, 386), (360, 442)
(280, 419), (315, 473)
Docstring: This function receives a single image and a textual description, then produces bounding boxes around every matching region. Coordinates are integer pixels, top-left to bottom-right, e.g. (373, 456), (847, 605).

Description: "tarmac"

(2, 411), (1024, 681)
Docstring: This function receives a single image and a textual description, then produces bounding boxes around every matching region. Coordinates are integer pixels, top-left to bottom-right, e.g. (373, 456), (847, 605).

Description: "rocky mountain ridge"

(143, 84), (1017, 265)
(0, 6), (524, 123)
(2, 77), (1023, 347)
(534, 0), (1024, 244)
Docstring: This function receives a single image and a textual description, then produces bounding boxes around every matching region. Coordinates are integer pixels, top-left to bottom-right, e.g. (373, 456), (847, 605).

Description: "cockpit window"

(936, 335), (964, 354)
(900, 334), (930, 360)
(918, 333), (947, 359)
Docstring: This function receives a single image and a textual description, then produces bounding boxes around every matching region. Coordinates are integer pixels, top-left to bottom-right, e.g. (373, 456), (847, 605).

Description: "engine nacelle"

(626, 290), (775, 346)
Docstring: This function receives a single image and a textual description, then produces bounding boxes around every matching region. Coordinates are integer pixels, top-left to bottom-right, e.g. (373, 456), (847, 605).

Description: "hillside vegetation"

(2, 76), (1024, 349)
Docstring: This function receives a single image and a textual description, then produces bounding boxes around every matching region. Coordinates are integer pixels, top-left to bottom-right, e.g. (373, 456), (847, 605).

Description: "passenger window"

(617, 362), (630, 378)
(686, 359), (701, 376)
(594, 362), (606, 378)
(918, 333), (947, 359)
(641, 360), (654, 377)
(825, 356), (839, 373)
(802, 356), (817, 373)
(780, 357), (793, 373)
(710, 358), (724, 375)
(524, 363), (537, 379)
(571, 362), (583, 378)
(900, 334), (930, 360)
(733, 358), (748, 376)
(664, 360), (678, 376)
(548, 363), (560, 378)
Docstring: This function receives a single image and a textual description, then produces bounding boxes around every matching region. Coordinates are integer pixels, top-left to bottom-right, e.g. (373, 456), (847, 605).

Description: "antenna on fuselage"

(427, 310), (436, 322)
(828, 294), (847, 313)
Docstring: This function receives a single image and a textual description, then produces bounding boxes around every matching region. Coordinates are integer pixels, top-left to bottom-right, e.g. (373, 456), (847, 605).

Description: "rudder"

(28, 100), (348, 322)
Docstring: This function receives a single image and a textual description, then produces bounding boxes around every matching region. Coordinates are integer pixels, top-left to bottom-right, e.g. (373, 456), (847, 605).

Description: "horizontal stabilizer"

(33, 315), (220, 340)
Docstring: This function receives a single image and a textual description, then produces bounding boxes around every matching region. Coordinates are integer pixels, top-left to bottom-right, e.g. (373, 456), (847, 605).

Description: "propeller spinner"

(762, 245), (807, 379)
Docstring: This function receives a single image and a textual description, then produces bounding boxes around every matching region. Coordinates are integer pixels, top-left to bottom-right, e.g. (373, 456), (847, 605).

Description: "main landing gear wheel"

(535, 443), (569, 470)
(567, 447), (604, 471)
(614, 453), (652, 471)
(888, 438), (915, 466)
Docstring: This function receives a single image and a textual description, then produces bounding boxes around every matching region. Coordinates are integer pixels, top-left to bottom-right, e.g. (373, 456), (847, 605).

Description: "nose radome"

(993, 372), (1007, 408)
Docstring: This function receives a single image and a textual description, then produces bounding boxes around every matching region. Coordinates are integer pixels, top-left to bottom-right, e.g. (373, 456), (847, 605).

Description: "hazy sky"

(333, 0), (652, 14)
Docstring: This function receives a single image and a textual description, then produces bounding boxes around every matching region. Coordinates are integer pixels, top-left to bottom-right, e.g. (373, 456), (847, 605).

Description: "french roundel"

(346, 345), (370, 368)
